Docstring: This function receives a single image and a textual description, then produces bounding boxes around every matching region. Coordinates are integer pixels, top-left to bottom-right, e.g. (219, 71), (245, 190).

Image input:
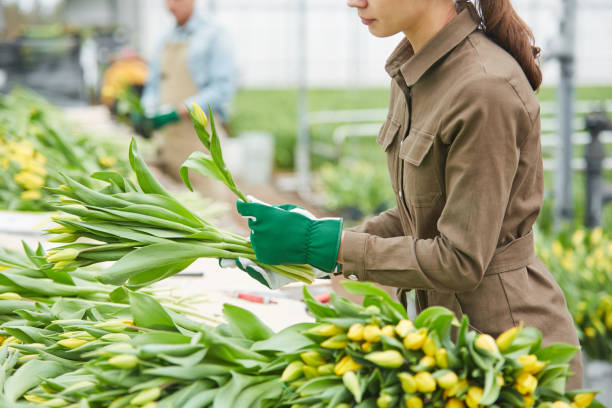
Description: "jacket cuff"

(341, 231), (369, 281)
(308, 218), (343, 273)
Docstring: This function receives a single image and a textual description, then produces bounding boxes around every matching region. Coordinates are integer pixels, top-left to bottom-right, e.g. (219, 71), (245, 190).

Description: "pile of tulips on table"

(0, 242), (601, 408)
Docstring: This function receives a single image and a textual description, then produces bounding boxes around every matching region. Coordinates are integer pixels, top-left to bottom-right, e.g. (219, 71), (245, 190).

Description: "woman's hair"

(456, 0), (542, 91)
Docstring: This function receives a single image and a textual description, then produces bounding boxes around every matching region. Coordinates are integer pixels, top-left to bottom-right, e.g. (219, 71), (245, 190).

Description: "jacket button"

(399, 191), (403, 198)
(348, 274), (359, 281)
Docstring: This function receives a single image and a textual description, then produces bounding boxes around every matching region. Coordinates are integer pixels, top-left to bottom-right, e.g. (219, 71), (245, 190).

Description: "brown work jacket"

(341, 9), (582, 389)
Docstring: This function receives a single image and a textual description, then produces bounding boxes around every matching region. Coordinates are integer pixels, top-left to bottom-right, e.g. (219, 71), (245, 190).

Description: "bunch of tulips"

(0, 88), (128, 211)
(42, 104), (316, 288)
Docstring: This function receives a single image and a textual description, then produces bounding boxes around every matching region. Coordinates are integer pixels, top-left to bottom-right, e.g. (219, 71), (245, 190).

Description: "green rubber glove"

(150, 108), (180, 129)
(130, 107), (180, 138)
(236, 199), (343, 273)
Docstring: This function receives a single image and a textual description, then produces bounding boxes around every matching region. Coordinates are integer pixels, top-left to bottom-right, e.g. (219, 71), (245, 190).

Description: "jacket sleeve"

(346, 206), (407, 238)
(184, 29), (236, 123)
(341, 78), (533, 292)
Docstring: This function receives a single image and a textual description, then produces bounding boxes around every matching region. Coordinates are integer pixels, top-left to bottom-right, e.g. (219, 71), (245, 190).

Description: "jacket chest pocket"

(377, 117), (402, 192)
(398, 128), (442, 207)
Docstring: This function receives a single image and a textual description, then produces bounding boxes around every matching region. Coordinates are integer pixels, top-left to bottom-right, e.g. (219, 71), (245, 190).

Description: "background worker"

(141, 0), (236, 190)
(226, 0), (583, 390)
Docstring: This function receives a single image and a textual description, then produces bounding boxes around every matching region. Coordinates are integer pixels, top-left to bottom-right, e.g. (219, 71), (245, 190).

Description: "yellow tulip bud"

(381, 325), (395, 337)
(398, 372), (417, 394)
(4, 336), (20, 345)
(303, 365), (319, 379)
(59, 331), (95, 341)
(591, 227), (603, 245)
(445, 398), (466, 408)
(406, 396), (423, 408)
(24, 395), (48, 403)
(18, 354), (39, 364)
(317, 363), (335, 376)
(414, 371), (436, 393)
(52, 260), (74, 270)
(48, 233), (78, 243)
(514, 372), (538, 395)
(57, 338), (88, 349)
(551, 402), (572, 408)
(334, 355), (362, 376)
(605, 312), (612, 330)
(475, 334), (498, 354)
(365, 350), (404, 368)
(585, 327), (596, 338)
(395, 319), (414, 337)
(108, 354), (139, 369)
(496, 324), (521, 351)
(94, 319), (130, 333)
(98, 156), (117, 168)
(435, 348), (449, 368)
(523, 395), (535, 408)
(0, 292), (22, 300)
(437, 371), (459, 389)
(191, 103), (208, 127)
(422, 335), (437, 356)
(419, 355), (436, 369)
(573, 393), (596, 408)
(347, 323), (365, 341)
(130, 387), (161, 405)
(517, 354), (546, 374)
(321, 335), (349, 349)
(281, 361), (304, 382)
(14, 171), (44, 190)
(444, 379), (469, 398)
(403, 328), (427, 350)
(21, 190), (42, 201)
(47, 248), (79, 263)
(364, 325), (382, 342)
(466, 386), (483, 408)
(377, 394), (393, 408)
(308, 324), (343, 337)
(361, 342), (372, 353)
(301, 351), (327, 366)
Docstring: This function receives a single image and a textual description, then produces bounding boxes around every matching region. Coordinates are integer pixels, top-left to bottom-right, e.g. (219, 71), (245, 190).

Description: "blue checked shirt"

(141, 13), (236, 122)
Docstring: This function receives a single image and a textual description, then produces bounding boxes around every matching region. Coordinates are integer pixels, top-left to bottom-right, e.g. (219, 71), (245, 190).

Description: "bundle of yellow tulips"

(279, 282), (601, 408)
(0, 88), (129, 211)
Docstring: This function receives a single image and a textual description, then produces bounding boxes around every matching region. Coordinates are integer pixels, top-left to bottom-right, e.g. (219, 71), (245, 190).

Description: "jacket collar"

(385, 9), (480, 86)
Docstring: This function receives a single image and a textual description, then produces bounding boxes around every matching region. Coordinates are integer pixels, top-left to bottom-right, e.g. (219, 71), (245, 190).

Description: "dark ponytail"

(456, 0), (542, 91)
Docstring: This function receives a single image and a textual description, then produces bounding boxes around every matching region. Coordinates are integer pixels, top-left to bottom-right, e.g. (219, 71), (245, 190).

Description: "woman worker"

(230, 0), (582, 389)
